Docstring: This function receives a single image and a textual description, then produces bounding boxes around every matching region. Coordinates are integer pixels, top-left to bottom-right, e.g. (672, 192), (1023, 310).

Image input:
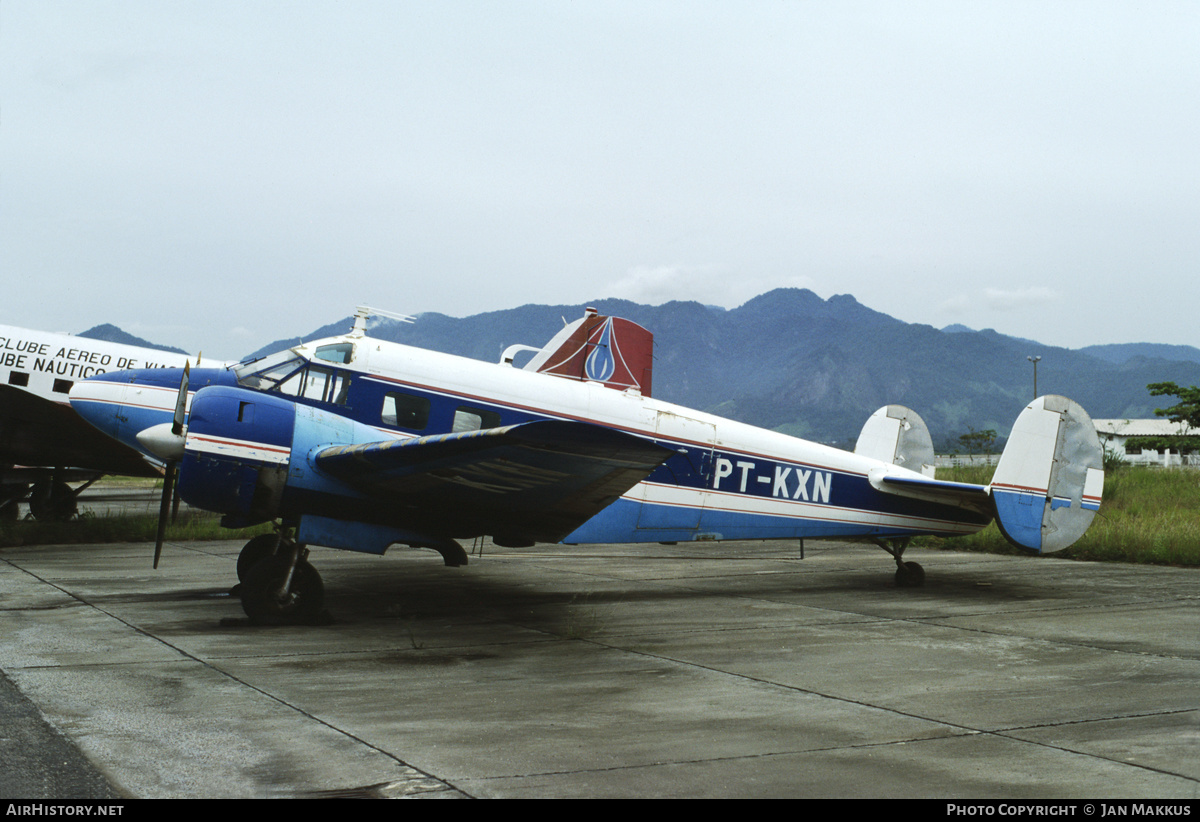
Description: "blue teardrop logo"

(585, 319), (616, 382)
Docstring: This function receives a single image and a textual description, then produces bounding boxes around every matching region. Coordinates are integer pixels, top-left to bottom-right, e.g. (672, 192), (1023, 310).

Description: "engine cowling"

(177, 386), (298, 526)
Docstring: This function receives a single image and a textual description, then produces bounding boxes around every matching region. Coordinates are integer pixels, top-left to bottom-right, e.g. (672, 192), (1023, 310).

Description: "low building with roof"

(1093, 419), (1200, 467)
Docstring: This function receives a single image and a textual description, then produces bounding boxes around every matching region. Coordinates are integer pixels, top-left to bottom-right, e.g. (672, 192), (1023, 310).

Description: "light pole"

(1027, 356), (1041, 399)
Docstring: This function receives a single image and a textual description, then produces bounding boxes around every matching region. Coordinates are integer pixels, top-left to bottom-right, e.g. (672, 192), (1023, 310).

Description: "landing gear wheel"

(241, 555), (325, 625)
(895, 561), (925, 588)
(28, 481), (76, 521)
(237, 534), (281, 582)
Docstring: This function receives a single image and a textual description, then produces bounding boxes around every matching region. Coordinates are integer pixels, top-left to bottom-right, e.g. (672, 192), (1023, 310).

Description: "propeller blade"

(154, 365), (189, 569)
(172, 362), (190, 436)
(154, 463), (176, 569)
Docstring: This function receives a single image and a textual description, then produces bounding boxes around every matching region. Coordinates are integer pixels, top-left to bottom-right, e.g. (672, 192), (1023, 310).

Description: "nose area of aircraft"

(70, 365), (229, 456)
(69, 369), (184, 454)
(69, 373), (131, 441)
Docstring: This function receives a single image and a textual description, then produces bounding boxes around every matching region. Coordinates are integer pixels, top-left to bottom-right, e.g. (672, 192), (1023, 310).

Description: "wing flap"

(314, 420), (673, 543)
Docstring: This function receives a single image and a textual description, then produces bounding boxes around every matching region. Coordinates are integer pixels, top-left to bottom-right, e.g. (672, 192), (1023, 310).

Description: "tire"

(240, 555), (325, 625)
(894, 560), (925, 588)
(29, 481), (76, 521)
(237, 534), (281, 582)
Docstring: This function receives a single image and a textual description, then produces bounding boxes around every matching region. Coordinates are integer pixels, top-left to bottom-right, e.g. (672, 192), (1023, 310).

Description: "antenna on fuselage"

(351, 306), (416, 336)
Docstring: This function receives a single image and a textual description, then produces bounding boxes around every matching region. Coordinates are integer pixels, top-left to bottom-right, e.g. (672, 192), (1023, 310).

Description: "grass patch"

(6, 468), (1198, 566)
(916, 465), (1200, 566)
(0, 511), (271, 549)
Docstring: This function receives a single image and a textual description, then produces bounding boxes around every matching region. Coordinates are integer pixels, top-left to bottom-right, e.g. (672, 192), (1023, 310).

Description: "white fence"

(935, 454), (1000, 468)
(935, 452), (1200, 469)
(1117, 451), (1200, 468)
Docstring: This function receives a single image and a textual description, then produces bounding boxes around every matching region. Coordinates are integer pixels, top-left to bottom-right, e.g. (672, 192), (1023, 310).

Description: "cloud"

(936, 294), (972, 314)
(608, 265), (814, 308)
(984, 287), (1058, 311)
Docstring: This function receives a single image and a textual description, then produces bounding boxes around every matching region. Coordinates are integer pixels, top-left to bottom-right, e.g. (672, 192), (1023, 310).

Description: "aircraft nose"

(70, 369), (198, 457)
(69, 375), (129, 438)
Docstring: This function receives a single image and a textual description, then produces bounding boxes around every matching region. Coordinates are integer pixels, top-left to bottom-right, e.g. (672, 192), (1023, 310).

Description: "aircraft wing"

(0, 384), (161, 477)
(313, 420), (675, 544)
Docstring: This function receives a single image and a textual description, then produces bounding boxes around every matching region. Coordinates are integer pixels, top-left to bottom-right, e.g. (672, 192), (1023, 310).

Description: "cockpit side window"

(233, 350), (350, 405)
(233, 350), (305, 393)
(300, 366), (351, 405)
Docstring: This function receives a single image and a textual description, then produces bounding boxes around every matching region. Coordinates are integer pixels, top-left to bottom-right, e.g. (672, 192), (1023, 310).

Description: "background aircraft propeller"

(149, 363), (189, 569)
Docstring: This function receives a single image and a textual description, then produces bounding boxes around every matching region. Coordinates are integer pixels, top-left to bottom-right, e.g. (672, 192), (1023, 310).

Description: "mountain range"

(77, 324), (189, 355)
(239, 289), (1200, 448)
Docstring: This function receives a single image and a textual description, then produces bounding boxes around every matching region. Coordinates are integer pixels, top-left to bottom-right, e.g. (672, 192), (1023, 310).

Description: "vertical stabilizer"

(990, 395), (1104, 553)
(854, 405), (936, 476)
(523, 308), (653, 396)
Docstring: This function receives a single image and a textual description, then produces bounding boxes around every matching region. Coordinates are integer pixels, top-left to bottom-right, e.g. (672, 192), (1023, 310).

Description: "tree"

(957, 427), (997, 455)
(1147, 382), (1200, 430)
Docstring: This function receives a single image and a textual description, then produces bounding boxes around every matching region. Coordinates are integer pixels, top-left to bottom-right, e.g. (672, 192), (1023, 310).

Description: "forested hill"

(246, 289), (1200, 447)
(78, 323), (189, 355)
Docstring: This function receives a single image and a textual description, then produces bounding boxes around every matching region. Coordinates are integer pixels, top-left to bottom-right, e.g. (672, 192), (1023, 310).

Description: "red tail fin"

(524, 308), (653, 396)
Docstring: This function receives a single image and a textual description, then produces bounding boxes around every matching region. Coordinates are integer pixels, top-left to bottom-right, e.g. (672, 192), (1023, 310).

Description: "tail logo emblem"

(584, 319), (617, 383)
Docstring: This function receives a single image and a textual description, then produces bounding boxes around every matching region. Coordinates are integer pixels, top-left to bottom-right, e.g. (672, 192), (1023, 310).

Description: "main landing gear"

(871, 537), (926, 588)
(235, 530), (328, 625)
(2, 472), (97, 521)
(29, 479), (79, 521)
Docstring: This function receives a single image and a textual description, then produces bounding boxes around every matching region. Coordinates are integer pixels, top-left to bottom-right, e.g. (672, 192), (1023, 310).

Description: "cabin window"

(53, 379), (73, 394)
(299, 366), (350, 405)
(7, 372), (29, 387)
(382, 392), (430, 430)
(452, 406), (501, 433)
(315, 343), (354, 365)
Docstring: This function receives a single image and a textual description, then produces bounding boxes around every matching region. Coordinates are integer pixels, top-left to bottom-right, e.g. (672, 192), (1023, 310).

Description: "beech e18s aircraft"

(70, 307), (1104, 624)
(0, 324), (194, 519)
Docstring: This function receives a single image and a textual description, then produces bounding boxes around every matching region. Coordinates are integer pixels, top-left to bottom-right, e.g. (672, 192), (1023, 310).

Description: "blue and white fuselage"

(70, 331), (995, 551)
(70, 308), (1102, 572)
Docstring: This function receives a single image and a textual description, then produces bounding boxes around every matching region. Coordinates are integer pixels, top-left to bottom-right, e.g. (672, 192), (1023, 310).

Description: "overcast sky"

(2, 1), (1197, 360)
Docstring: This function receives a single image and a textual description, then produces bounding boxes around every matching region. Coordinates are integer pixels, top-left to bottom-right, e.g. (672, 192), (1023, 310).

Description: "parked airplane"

(0, 324), (195, 519)
(69, 307), (1104, 624)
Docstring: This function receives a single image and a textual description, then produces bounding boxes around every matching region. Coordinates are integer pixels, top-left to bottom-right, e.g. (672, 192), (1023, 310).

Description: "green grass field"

(917, 465), (1200, 566)
(2, 468), (1197, 566)
(0, 507), (270, 549)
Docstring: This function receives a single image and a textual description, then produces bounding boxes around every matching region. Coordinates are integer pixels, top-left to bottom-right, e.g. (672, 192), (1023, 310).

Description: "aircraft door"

(635, 411), (715, 533)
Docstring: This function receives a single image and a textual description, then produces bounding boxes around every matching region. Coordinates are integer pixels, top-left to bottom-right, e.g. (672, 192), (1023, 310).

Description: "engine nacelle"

(178, 386), (386, 528)
(178, 386), (297, 526)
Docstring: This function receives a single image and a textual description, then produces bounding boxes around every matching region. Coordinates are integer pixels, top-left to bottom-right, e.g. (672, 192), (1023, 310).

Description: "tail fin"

(855, 405), (936, 476)
(523, 308), (654, 396)
(990, 395), (1104, 553)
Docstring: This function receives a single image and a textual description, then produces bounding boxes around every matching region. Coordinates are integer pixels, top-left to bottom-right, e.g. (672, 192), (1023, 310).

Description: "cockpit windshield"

(232, 349), (306, 392)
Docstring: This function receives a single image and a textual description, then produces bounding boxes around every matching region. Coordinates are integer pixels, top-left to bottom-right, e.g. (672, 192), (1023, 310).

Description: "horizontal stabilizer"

(878, 472), (991, 500)
(868, 465), (993, 516)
